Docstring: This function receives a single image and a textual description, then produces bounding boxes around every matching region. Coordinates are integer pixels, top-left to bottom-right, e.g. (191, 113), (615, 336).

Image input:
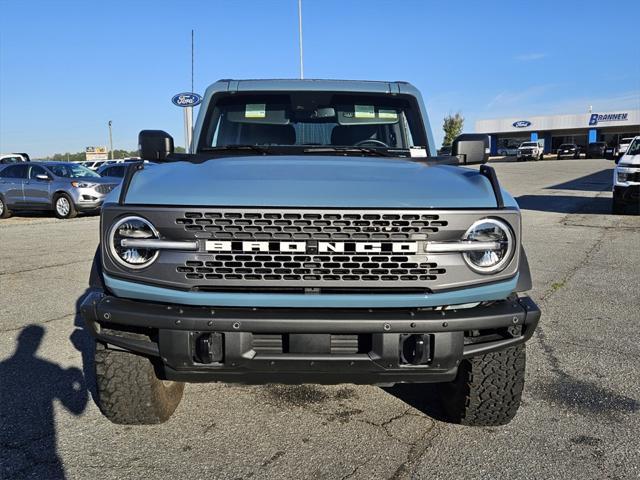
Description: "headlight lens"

(462, 218), (515, 274)
(71, 181), (95, 188)
(108, 216), (159, 269)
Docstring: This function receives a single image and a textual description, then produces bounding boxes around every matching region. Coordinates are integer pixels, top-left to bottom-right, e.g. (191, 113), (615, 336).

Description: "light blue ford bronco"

(80, 79), (540, 426)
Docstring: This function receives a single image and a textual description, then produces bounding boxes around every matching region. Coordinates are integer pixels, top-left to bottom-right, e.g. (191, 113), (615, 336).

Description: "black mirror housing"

(452, 134), (490, 165)
(139, 130), (174, 161)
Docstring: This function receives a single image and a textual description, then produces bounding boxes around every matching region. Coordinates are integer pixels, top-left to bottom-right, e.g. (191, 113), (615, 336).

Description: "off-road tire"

(94, 339), (184, 424)
(0, 196), (12, 218)
(53, 193), (77, 219)
(439, 344), (526, 426)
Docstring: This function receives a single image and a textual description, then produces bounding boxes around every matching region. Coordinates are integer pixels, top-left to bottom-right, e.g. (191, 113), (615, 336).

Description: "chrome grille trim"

(96, 184), (116, 194)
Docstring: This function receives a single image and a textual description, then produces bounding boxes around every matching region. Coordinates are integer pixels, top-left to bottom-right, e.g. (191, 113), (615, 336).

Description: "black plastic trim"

(515, 246), (532, 292)
(479, 164), (504, 208)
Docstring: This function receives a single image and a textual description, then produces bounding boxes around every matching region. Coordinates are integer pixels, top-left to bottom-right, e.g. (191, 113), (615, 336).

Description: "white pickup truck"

(516, 141), (544, 161)
(0, 153), (30, 164)
(617, 137), (634, 159)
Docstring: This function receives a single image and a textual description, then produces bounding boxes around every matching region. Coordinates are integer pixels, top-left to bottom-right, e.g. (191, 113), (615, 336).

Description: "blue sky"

(1, 0), (639, 157)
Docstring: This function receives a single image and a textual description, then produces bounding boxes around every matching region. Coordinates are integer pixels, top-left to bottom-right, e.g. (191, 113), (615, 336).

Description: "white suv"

(612, 136), (640, 214)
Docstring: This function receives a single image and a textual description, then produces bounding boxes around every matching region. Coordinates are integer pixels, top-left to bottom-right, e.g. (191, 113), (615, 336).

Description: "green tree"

(442, 112), (464, 147)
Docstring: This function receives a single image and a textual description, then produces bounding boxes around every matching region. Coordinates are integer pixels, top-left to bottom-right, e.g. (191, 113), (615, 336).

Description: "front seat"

(331, 125), (381, 146)
(237, 124), (296, 145)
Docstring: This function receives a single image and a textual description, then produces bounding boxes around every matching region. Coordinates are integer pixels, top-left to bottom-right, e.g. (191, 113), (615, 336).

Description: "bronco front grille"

(177, 252), (446, 284)
(175, 211), (448, 241)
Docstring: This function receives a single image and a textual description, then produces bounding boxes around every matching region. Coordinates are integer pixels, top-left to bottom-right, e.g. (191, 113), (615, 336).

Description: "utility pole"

(108, 120), (113, 160)
(298, 0), (304, 79)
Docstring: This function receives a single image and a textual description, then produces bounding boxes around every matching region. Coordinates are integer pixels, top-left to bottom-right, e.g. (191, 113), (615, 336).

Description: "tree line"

(45, 147), (186, 162)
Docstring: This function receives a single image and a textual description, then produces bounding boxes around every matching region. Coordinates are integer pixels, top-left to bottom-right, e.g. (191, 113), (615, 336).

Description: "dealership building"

(476, 109), (640, 154)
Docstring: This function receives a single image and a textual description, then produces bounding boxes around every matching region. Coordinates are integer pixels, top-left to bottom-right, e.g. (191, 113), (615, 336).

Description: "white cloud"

(514, 53), (547, 61)
(487, 84), (556, 109)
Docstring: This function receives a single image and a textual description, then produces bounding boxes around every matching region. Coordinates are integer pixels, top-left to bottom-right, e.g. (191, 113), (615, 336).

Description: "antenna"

(298, 0), (304, 79)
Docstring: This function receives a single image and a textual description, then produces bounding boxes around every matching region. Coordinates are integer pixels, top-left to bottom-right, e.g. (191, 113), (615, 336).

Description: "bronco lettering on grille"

(204, 241), (418, 254)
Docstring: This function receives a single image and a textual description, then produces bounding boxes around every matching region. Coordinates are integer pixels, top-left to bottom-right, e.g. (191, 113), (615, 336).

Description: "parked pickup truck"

(80, 79), (540, 427)
(516, 141), (544, 161)
(612, 136), (640, 214)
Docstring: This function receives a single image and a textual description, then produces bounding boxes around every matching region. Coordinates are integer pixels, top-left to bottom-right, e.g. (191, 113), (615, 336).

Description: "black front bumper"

(614, 185), (640, 206)
(80, 292), (540, 385)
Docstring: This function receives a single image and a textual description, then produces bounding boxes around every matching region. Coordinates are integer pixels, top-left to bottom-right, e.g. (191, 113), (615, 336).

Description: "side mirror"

(138, 130), (174, 161)
(452, 133), (490, 165)
(35, 174), (51, 181)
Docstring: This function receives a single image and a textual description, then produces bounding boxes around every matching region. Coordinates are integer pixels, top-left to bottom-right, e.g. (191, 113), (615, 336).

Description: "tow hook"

(400, 334), (432, 365)
(194, 333), (224, 364)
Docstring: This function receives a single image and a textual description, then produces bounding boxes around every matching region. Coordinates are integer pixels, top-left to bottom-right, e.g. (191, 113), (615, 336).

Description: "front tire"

(0, 196), (12, 219)
(437, 344), (526, 426)
(53, 193), (77, 219)
(94, 340), (185, 424)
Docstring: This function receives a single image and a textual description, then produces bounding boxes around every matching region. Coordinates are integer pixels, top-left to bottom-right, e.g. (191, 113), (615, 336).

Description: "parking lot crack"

(0, 313), (74, 333)
(0, 258), (93, 276)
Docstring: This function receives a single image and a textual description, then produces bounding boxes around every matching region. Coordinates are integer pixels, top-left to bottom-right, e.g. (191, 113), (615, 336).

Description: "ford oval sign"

(513, 120), (531, 128)
(172, 92), (202, 107)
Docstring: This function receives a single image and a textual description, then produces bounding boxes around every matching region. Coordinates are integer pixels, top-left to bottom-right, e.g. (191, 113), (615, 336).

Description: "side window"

(29, 165), (48, 179)
(114, 166), (125, 177)
(3, 165), (29, 178)
(0, 166), (15, 178)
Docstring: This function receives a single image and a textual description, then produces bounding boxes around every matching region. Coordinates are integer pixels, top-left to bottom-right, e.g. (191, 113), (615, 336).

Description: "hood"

(123, 156), (505, 208)
(619, 154), (640, 166)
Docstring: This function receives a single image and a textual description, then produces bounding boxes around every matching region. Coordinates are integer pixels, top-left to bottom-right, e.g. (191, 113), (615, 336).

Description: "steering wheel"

(354, 139), (389, 148)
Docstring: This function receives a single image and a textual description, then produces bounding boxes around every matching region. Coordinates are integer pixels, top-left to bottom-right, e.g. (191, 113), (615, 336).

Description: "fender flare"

(516, 246), (533, 292)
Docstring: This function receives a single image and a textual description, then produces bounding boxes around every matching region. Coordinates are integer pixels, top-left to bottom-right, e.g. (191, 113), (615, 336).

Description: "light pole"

(298, 0), (304, 79)
(108, 120), (113, 160)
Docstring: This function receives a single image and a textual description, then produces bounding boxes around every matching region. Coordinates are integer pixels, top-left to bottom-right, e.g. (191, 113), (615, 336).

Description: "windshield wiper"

(200, 145), (273, 155)
(303, 146), (392, 157)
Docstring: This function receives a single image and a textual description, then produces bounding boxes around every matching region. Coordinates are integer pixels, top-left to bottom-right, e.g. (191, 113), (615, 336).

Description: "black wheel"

(53, 193), (77, 219)
(539, 153), (544, 160)
(94, 337), (184, 424)
(437, 344), (526, 426)
(557, 154), (561, 160)
(0, 195), (12, 219)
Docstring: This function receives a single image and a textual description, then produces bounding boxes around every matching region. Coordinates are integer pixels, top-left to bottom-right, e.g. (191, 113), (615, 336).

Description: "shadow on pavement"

(515, 195), (612, 214)
(71, 289), (98, 403)
(0, 325), (88, 480)
(545, 169), (612, 191)
(383, 384), (449, 422)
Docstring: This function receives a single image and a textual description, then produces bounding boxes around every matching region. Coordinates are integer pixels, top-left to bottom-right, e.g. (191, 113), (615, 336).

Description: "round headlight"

(462, 218), (515, 274)
(108, 216), (159, 269)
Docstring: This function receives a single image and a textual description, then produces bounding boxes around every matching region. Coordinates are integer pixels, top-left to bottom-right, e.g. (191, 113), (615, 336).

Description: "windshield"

(199, 93), (426, 155)
(48, 163), (100, 178)
(626, 138), (640, 156)
(521, 142), (537, 147)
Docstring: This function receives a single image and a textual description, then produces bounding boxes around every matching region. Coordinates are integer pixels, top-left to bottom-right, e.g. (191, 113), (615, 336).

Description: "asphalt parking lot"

(1, 158), (638, 480)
